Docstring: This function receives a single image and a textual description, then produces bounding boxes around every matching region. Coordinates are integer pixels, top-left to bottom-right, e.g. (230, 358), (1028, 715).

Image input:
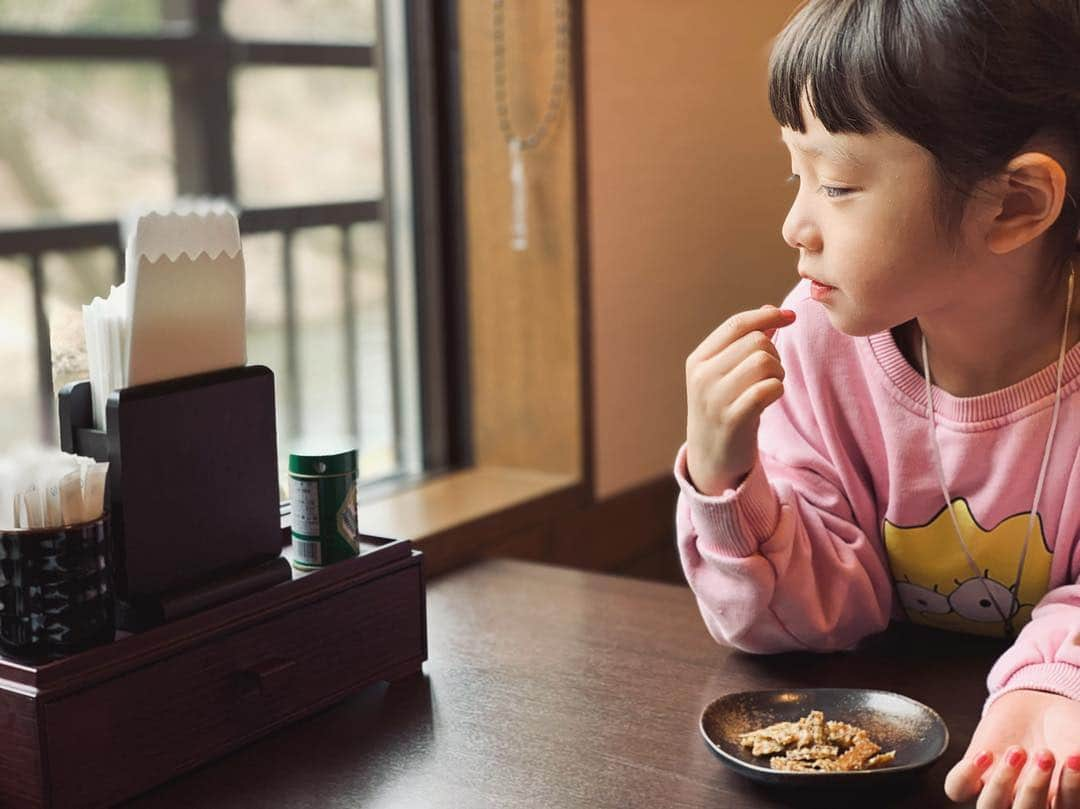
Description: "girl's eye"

(821, 186), (852, 199)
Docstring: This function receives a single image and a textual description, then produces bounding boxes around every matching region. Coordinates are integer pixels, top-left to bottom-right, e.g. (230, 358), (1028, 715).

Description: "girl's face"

(780, 102), (980, 337)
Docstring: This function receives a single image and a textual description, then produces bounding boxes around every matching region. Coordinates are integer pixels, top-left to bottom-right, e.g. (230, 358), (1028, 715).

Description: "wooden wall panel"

(584, 0), (802, 499)
(457, 0), (583, 479)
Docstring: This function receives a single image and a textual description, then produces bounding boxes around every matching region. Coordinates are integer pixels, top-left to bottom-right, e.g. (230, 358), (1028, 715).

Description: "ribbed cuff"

(673, 444), (780, 558)
(983, 662), (1080, 715)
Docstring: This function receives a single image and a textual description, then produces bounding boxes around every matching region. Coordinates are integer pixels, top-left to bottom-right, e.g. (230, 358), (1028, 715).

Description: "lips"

(798, 271), (834, 289)
(809, 280), (836, 302)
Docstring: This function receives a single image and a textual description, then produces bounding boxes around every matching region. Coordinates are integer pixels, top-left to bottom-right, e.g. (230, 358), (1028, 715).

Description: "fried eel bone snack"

(738, 710), (897, 772)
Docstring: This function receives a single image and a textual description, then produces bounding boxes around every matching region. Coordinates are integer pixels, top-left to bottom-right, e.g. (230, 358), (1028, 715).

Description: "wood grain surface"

(0, 688), (44, 809)
(120, 559), (1001, 808)
(458, 0), (583, 479)
(49, 568), (424, 808)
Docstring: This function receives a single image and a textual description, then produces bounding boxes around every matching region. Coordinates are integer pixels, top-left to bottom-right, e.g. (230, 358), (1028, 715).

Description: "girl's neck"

(893, 265), (1080, 398)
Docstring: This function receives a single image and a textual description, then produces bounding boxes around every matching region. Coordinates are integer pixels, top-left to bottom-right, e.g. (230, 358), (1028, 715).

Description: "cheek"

(830, 201), (946, 298)
(821, 250), (921, 335)
(816, 181), (959, 334)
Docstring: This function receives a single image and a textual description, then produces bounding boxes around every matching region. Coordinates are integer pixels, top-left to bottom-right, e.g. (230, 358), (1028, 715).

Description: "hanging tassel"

(509, 138), (528, 252)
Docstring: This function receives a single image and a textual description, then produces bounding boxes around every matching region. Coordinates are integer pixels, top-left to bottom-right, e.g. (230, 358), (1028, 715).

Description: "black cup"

(0, 513), (115, 658)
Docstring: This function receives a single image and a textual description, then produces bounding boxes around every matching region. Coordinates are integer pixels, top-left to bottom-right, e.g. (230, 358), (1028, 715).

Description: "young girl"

(678, 2), (1080, 807)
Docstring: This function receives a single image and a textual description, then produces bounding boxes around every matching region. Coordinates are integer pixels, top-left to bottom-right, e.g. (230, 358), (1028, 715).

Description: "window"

(0, 0), (447, 490)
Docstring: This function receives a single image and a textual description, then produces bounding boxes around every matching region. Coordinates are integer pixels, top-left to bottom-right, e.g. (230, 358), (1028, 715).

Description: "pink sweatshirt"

(676, 279), (1080, 709)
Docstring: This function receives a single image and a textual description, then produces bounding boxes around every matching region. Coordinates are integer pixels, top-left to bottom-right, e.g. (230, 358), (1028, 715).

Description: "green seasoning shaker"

(288, 446), (359, 570)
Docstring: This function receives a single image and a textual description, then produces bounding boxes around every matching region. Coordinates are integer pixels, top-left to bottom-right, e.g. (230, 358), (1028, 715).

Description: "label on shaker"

(289, 477), (321, 538)
(293, 537), (322, 566)
(335, 482), (359, 551)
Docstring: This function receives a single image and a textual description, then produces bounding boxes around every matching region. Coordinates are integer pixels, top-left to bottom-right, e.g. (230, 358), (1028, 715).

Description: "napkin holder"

(57, 365), (290, 630)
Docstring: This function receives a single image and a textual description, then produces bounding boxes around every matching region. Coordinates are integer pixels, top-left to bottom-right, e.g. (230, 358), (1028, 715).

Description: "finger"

(976, 747), (1026, 809)
(945, 750), (995, 803)
(688, 332), (781, 398)
(726, 377), (785, 428)
(713, 351), (785, 413)
(689, 306), (796, 365)
(695, 328), (782, 381)
(1055, 754), (1080, 809)
(762, 308), (792, 340)
(700, 344), (785, 406)
(1013, 750), (1053, 809)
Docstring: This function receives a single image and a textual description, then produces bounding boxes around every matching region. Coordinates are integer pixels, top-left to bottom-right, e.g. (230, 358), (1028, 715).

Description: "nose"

(781, 197), (822, 252)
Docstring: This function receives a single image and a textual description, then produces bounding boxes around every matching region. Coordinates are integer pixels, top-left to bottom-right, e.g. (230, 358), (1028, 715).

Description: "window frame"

(0, 0), (466, 484)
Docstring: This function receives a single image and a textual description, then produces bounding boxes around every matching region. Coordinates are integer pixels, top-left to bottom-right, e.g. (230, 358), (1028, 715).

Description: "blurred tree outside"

(0, 0), (395, 483)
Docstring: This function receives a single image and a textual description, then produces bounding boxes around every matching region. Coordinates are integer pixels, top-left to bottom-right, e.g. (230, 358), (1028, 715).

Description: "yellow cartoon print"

(883, 498), (1053, 638)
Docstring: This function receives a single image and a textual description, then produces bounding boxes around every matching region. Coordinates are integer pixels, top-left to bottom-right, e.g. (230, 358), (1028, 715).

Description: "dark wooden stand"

(57, 367), (289, 630)
(0, 537), (427, 809)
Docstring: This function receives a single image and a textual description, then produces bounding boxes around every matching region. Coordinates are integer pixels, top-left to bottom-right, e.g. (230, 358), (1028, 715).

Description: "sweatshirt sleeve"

(676, 291), (895, 654)
(983, 584), (1080, 712)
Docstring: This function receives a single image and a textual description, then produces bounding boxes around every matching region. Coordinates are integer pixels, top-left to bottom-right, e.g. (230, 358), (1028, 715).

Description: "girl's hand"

(944, 690), (1080, 808)
(685, 305), (797, 496)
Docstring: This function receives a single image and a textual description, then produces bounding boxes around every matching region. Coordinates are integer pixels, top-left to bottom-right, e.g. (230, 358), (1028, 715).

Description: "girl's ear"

(985, 152), (1068, 255)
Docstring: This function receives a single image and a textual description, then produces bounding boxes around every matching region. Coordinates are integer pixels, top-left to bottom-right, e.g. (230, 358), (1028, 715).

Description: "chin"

(821, 307), (889, 338)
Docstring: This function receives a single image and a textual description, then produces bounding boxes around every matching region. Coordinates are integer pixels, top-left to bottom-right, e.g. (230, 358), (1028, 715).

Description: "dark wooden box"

(0, 538), (427, 809)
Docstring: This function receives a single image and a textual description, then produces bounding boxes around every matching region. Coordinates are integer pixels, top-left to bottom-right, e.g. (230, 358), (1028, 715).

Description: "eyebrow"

(779, 135), (865, 168)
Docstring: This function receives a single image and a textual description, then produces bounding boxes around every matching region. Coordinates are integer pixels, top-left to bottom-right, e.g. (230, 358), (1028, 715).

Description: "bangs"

(767, 0), (1080, 269)
(768, 0), (941, 138)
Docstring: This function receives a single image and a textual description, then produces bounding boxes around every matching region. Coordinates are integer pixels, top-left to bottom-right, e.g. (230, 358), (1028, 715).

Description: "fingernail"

(974, 751), (993, 770)
(1008, 748), (1027, 769)
(781, 309), (797, 319)
(1068, 755), (1080, 772)
(1037, 752), (1054, 772)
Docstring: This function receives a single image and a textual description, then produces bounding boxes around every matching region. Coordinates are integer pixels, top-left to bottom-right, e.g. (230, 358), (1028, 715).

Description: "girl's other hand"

(685, 305), (797, 496)
(943, 690), (1080, 808)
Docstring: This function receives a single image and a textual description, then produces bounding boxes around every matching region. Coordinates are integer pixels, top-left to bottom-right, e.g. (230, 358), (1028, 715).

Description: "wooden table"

(121, 559), (1004, 808)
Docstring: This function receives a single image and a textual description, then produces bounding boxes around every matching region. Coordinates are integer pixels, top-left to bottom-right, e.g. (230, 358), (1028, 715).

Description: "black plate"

(700, 688), (949, 788)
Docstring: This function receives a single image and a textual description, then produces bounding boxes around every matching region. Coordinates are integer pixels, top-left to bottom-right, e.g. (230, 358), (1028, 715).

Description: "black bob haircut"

(768, 0), (1080, 267)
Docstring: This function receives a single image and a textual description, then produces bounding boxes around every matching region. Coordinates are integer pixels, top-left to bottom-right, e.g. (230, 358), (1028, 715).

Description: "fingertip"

(944, 755), (987, 802)
(943, 778), (979, 803)
(1006, 746), (1027, 771)
(1035, 750), (1055, 773)
(974, 750), (994, 772)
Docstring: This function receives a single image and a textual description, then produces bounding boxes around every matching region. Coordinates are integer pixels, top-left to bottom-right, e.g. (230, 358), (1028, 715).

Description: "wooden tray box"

(0, 538), (427, 809)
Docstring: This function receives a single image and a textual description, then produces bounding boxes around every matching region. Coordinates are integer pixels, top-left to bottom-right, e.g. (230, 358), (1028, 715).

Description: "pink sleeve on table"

(675, 442), (894, 654)
(984, 585), (1080, 712)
